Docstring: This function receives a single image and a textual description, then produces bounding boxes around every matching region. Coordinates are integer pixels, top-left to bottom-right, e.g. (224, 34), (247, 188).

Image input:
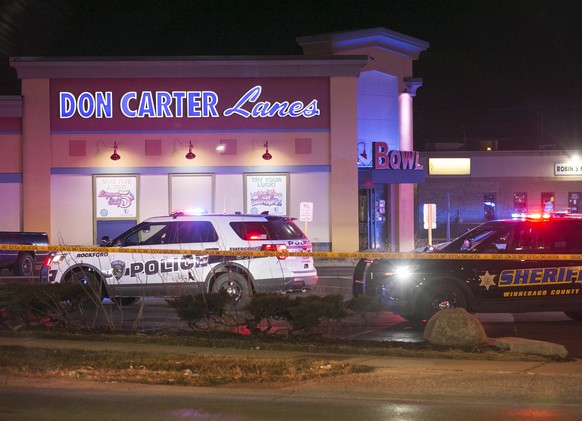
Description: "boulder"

(424, 308), (487, 347)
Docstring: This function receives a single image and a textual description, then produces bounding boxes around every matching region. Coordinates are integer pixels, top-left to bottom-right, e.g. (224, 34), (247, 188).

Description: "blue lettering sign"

(120, 92), (137, 118)
(173, 91), (186, 117)
(137, 91), (156, 118)
(224, 85), (320, 119)
(59, 86), (317, 120)
(156, 91), (173, 117)
(60, 92), (76, 118)
(59, 91), (112, 118)
(224, 85), (261, 118)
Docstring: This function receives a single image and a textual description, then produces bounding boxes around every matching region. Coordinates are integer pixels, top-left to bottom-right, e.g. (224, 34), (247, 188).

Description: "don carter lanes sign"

(50, 78), (330, 132)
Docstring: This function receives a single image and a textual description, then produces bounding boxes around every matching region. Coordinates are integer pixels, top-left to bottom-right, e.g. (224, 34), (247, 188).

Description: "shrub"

(166, 291), (232, 330)
(243, 293), (292, 334)
(0, 283), (86, 329)
(286, 294), (348, 332)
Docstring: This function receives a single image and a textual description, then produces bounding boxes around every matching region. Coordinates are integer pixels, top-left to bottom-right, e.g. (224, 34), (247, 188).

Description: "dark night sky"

(1, 0), (582, 150)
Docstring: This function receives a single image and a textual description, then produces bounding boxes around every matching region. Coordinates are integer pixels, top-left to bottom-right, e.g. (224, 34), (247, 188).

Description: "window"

(442, 226), (509, 253)
(230, 220), (305, 241)
(174, 222), (218, 243)
(484, 193), (496, 220)
(115, 223), (171, 246)
(541, 192), (555, 213)
(513, 192), (527, 215)
(568, 192), (581, 213)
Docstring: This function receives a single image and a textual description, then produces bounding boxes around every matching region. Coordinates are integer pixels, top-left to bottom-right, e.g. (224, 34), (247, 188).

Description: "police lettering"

(499, 266), (582, 287)
(76, 252), (109, 258)
(129, 258), (198, 277)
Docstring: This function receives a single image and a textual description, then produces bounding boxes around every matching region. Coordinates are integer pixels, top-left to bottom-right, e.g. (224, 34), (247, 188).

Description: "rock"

(424, 308), (487, 347)
(488, 337), (568, 358)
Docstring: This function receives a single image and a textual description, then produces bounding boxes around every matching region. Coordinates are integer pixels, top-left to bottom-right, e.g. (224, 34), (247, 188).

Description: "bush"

(347, 294), (386, 325)
(243, 293), (292, 334)
(166, 292), (385, 335)
(243, 293), (352, 335)
(0, 283), (87, 329)
(166, 291), (233, 330)
(286, 295), (348, 332)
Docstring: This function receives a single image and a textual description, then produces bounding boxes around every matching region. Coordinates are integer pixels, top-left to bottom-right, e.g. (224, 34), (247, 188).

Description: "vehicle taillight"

(261, 244), (287, 260)
(43, 253), (55, 267)
(246, 232), (267, 240)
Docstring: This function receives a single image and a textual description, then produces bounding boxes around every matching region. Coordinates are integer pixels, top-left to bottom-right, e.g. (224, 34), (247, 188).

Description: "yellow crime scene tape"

(1, 243), (582, 262)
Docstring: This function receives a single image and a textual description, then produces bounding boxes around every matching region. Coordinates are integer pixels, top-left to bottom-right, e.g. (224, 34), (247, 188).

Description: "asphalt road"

(3, 377), (582, 421)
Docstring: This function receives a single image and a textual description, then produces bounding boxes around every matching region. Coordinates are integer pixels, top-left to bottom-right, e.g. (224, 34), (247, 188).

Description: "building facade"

(1, 28), (429, 252)
(416, 150), (582, 246)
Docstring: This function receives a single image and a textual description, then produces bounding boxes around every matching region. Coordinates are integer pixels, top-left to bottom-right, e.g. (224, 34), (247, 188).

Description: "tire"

(15, 252), (34, 276)
(417, 283), (467, 321)
(564, 311), (582, 320)
(212, 272), (251, 306)
(69, 269), (103, 306)
(111, 297), (139, 306)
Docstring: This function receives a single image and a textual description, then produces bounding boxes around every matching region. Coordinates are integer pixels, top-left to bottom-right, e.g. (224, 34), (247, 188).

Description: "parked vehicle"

(41, 212), (317, 304)
(0, 231), (49, 276)
(353, 214), (582, 321)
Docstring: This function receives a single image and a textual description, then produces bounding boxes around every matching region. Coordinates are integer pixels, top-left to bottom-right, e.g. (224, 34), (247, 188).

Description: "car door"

(170, 221), (219, 285)
(105, 221), (182, 293)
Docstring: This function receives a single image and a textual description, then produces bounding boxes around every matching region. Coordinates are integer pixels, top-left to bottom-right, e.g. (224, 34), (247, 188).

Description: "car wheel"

(418, 283), (467, 321)
(111, 297), (139, 306)
(564, 311), (582, 320)
(212, 272), (251, 306)
(69, 269), (103, 306)
(15, 252), (34, 276)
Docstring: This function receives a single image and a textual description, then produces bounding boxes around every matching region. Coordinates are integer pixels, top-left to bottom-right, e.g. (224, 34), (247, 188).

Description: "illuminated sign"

(554, 163), (582, 176)
(51, 78), (329, 132)
(428, 158), (471, 175)
(372, 142), (423, 171)
(59, 86), (320, 120)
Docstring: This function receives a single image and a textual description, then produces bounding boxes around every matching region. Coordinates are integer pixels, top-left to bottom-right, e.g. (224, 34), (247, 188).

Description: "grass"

(0, 328), (561, 388)
(0, 345), (371, 387)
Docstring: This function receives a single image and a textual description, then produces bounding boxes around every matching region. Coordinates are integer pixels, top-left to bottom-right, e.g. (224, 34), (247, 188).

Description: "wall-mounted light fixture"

(110, 142), (121, 161)
(358, 142), (368, 160)
(185, 141), (196, 160)
(262, 141), (272, 160)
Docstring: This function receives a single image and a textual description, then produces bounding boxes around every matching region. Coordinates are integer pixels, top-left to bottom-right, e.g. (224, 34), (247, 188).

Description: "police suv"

(41, 212), (317, 304)
(353, 214), (582, 321)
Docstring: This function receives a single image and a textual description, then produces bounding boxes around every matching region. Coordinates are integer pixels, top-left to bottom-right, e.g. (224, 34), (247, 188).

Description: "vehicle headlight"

(385, 265), (417, 281)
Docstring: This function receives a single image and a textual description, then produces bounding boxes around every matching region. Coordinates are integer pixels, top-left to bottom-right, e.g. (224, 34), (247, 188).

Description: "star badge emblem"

(479, 271), (497, 290)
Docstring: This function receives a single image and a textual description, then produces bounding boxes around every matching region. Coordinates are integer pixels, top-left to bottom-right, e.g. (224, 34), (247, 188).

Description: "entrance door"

(358, 188), (388, 250)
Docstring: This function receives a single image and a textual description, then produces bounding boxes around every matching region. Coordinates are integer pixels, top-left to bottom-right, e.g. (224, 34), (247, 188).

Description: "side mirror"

(462, 239), (472, 251)
(101, 236), (111, 245)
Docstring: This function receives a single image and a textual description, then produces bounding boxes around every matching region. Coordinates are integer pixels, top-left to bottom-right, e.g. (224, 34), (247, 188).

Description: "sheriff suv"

(41, 212), (317, 305)
(353, 214), (582, 321)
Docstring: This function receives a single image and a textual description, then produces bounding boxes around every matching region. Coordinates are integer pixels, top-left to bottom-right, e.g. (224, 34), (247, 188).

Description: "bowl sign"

(373, 142), (423, 171)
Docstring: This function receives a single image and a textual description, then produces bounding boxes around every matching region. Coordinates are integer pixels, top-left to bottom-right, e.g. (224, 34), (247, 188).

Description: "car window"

(230, 220), (305, 241)
(173, 221), (218, 243)
(114, 223), (173, 246)
(442, 227), (499, 252)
